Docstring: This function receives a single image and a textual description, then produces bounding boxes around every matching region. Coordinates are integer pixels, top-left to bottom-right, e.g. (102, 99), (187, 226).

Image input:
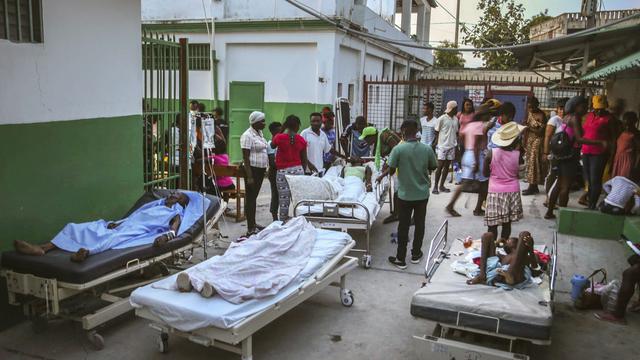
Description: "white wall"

(225, 43), (318, 103)
(364, 54), (384, 78)
(143, 0), (336, 21)
(0, 0), (142, 125)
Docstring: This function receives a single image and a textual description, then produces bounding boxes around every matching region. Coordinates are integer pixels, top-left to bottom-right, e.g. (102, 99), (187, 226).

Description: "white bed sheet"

(295, 163), (389, 224)
(130, 229), (353, 332)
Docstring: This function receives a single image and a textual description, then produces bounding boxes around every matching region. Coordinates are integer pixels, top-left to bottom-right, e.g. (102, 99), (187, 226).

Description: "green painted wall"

(0, 115), (143, 251)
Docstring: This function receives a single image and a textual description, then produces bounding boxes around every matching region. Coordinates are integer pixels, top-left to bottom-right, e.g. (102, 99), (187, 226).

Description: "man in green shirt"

(377, 120), (437, 269)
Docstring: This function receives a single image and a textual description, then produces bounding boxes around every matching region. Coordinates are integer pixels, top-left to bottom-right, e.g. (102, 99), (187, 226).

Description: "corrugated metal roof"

(580, 50), (640, 80)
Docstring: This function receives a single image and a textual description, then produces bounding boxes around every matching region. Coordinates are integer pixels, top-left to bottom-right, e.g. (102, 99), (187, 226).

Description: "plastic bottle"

(570, 274), (590, 301)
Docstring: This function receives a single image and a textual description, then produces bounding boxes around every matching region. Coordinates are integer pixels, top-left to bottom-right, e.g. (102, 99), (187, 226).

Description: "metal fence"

(142, 32), (189, 191)
(363, 74), (604, 130)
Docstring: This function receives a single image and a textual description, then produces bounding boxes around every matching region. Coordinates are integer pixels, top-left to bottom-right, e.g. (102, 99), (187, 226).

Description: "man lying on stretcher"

(14, 192), (190, 263)
(467, 231), (540, 287)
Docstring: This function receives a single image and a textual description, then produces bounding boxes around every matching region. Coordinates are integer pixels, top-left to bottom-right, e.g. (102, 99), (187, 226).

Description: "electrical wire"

(284, 0), (640, 52)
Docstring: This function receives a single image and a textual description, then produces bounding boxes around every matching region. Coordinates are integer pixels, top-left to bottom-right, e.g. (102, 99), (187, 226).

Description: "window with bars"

(188, 43), (210, 71)
(142, 42), (210, 71)
(0, 0), (43, 43)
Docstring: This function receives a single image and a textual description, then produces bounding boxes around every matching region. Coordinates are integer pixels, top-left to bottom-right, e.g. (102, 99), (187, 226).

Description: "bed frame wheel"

(87, 331), (105, 350)
(361, 255), (372, 269)
(340, 289), (354, 307)
(157, 333), (169, 353)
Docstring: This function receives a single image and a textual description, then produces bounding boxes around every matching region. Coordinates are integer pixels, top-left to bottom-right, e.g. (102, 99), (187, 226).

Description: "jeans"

(245, 166), (266, 229)
(268, 167), (278, 218)
(396, 198), (428, 262)
(582, 154), (607, 209)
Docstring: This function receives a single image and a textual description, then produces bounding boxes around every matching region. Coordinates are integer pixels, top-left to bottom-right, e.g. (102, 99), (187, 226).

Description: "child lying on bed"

(466, 231), (539, 288)
(14, 192), (190, 263)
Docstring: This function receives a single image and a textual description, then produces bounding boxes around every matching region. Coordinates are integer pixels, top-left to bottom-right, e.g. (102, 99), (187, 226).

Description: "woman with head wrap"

(544, 96), (601, 219)
(240, 111), (269, 235)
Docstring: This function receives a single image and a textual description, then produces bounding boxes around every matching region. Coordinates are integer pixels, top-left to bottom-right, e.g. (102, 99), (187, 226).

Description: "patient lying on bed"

(341, 160), (373, 192)
(14, 192), (190, 263)
(467, 231), (539, 288)
(171, 216), (315, 303)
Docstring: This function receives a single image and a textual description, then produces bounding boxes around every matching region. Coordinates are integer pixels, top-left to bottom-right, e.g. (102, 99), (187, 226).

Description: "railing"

(142, 32), (190, 191)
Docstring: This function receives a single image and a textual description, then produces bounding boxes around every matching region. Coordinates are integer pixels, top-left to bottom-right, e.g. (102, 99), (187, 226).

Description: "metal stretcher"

(134, 238), (358, 360)
(0, 190), (225, 349)
(411, 221), (558, 360)
(293, 174), (391, 269)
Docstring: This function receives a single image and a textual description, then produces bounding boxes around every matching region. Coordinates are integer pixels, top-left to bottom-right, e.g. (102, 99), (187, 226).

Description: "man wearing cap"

(432, 100), (460, 194)
(360, 125), (403, 223)
(240, 111), (269, 235)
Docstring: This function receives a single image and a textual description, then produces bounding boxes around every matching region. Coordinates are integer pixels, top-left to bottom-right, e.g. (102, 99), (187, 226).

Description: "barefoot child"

(483, 103), (524, 242)
(467, 231), (539, 287)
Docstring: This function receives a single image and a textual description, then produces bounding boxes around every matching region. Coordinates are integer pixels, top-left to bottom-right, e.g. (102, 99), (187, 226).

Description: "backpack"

(549, 122), (573, 159)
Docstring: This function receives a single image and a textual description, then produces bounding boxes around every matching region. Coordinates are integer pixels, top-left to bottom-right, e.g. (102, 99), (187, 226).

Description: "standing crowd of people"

(184, 95), (640, 324)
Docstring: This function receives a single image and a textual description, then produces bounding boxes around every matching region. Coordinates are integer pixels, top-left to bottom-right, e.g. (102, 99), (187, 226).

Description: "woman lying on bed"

(14, 192), (190, 263)
(467, 231), (540, 288)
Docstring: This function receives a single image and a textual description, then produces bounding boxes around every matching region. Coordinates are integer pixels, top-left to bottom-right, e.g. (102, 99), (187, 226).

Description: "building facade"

(529, 9), (640, 42)
(0, 0), (144, 251)
(142, 0), (434, 162)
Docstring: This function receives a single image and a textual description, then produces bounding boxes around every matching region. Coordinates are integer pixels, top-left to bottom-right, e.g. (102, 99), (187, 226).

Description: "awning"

(580, 50), (640, 80)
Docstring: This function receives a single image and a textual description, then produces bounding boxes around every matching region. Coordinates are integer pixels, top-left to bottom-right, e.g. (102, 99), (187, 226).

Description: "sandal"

(544, 213), (556, 220)
(473, 209), (485, 216)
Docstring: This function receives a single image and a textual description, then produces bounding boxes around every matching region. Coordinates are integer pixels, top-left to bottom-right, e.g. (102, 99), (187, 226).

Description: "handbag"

(574, 268), (607, 310)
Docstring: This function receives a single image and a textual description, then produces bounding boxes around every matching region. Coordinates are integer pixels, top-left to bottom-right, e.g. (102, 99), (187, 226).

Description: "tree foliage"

(433, 40), (465, 69)
(462, 0), (553, 70)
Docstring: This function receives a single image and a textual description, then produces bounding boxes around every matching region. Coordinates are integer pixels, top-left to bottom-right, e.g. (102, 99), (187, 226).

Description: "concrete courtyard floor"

(1, 181), (638, 359)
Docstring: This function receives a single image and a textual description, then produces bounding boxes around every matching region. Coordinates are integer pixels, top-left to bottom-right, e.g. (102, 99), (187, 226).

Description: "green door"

(228, 82), (265, 163)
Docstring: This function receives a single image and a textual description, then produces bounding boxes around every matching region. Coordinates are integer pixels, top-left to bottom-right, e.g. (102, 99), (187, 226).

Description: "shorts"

(461, 149), (488, 182)
(436, 146), (455, 161)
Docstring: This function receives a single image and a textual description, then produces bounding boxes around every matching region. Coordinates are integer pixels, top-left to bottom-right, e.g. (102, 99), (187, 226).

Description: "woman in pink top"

(483, 103), (524, 242)
(582, 95), (612, 209)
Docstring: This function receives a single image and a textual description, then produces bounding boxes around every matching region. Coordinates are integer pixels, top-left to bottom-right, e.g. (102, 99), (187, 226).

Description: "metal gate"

(362, 72), (602, 130)
(142, 32), (189, 190)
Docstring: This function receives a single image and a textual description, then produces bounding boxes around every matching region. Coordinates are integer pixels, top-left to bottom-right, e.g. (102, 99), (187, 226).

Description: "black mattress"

(1, 190), (221, 284)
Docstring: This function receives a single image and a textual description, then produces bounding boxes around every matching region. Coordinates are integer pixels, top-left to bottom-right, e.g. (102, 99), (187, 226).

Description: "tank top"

(488, 148), (520, 193)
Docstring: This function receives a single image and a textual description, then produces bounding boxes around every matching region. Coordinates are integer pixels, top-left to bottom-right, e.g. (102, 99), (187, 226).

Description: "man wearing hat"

(240, 111), (269, 235)
(360, 125), (403, 223)
(432, 100), (460, 194)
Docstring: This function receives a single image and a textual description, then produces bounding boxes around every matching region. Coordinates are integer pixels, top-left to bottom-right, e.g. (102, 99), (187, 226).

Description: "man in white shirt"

(420, 101), (437, 149)
(432, 100), (459, 194)
(301, 112), (333, 176)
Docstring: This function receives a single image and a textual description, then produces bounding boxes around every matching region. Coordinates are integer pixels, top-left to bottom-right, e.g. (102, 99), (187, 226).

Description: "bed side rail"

(550, 231), (558, 300)
(293, 200), (371, 225)
(424, 220), (449, 282)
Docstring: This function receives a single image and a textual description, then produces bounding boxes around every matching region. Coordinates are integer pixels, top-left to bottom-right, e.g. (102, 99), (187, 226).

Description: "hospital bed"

(293, 163), (391, 268)
(131, 228), (358, 360)
(410, 221), (558, 360)
(0, 189), (225, 349)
